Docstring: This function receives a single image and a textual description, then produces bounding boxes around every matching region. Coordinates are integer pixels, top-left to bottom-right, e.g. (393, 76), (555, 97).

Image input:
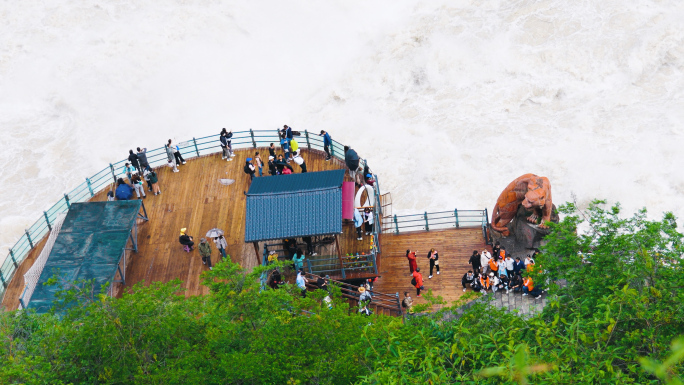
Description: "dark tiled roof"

(245, 170), (344, 242)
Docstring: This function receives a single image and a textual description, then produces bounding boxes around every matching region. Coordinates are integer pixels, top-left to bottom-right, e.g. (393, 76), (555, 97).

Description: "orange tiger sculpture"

(491, 174), (553, 237)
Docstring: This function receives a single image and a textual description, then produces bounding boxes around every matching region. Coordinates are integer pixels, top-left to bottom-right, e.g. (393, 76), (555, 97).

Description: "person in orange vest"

(523, 276), (542, 299)
(488, 257), (499, 275)
(412, 267), (424, 297)
(406, 249), (418, 274)
(479, 273), (491, 294)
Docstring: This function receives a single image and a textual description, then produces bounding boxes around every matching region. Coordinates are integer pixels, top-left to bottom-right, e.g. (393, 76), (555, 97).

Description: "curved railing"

(0, 129), (353, 301)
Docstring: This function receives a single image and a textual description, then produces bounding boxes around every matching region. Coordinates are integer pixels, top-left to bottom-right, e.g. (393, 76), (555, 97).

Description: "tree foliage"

(1, 202), (683, 384)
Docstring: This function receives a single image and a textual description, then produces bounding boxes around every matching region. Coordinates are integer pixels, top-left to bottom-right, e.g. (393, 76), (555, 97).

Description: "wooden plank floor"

(2, 147), (350, 309)
(1, 237), (49, 310)
(373, 228), (491, 309)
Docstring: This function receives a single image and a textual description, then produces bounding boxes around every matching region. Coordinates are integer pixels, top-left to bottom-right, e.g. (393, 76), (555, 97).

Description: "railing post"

(424, 212), (429, 231)
(64, 194), (71, 210)
(0, 272), (6, 289)
(341, 266), (346, 280)
(330, 142), (335, 158)
(86, 177), (95, 197)
(44, 211), (52, 231)
(394, 215), (399, 235)
(306, 259), (312, 274)
(455, 209), (459, 228)
(9, 249), (18, 269)
(193, 137), (200, 157)
(304, 130), (311, 149)
(109, 163), (116, 183)
(25, 229), (34, 249)
(250, 129), (257, 148)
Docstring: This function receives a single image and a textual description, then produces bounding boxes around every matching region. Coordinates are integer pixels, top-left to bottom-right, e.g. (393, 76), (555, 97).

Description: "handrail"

(383, 209), (489, 244)
(303, 272), (401, 314)
(0, 129), (359, 301)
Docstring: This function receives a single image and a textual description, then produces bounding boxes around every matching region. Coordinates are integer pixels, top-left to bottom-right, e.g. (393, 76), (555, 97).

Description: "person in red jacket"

(406, 249), (418, 274)
(412, 267), (424, 297)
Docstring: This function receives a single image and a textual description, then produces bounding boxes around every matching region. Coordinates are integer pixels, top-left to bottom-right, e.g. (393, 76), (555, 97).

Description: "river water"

(1, 0), (683, 258)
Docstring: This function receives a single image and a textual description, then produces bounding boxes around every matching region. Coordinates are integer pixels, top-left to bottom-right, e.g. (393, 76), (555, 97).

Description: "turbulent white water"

(1, 0), (684, 259)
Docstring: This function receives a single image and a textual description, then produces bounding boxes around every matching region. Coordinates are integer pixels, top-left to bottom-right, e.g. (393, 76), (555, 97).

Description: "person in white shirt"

(296, 269), (307, 298)
(480, 250), (492, 274)
(504, 256), (515, 276)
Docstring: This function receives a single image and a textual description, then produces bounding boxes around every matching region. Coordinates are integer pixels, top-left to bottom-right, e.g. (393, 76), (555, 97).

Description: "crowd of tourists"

(462, 242), (543, 299)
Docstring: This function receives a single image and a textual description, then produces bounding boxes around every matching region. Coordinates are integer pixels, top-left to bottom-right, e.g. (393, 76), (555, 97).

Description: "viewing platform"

(1, 130), (492, 314)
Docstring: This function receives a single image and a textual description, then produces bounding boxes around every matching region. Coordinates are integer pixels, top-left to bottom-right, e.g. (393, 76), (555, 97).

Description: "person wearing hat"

(358, 286), (372, 311)
(243, 158), (256, 181)
(268, 155), (277, 175)
(319, 130), (332, 161)
(198, 238), (213, 270)
(178, 228), (194, 250)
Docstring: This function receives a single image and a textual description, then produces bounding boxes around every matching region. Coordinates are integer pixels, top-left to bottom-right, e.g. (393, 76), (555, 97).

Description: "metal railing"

(0, 129), (360, 301)
(303, 273), (402, 316)
(384, 209), (491, 243)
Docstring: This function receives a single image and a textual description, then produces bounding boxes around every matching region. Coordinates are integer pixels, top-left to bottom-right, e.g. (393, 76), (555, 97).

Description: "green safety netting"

(26, 200), (143, 313)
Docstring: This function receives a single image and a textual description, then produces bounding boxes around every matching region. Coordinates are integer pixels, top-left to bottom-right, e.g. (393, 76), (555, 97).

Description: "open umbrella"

(206, 228), (224, 238)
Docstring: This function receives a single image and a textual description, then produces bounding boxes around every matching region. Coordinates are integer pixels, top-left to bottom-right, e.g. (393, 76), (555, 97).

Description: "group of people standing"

(462, 243), (543, 299)
(405, 248), (441, 297)
(177, 228), (228, 271)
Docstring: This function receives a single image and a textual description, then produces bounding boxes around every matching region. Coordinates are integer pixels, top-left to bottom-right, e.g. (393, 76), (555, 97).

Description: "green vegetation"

(1, 201), (683, 384)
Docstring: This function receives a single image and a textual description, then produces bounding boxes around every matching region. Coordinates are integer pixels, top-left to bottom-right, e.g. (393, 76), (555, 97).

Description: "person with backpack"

(280, 134), (291, 162)
(406, 249), (418, 274)
(427, 248), (440, 278)
(358, 286), (372, 311)
(179, 228), (194, 250)
(148, 170), (161, 195)
(244, 158), (256, 182)
(198, 238), (213, 270)
(401, 291), (413, 314)
(411, 267), (424, 297)
(319, 130), (332, 161)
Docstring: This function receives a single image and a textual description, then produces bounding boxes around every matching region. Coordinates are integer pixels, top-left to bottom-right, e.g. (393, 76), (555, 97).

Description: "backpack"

(410, 277), (417, 286)
(243, 164), (252, 175)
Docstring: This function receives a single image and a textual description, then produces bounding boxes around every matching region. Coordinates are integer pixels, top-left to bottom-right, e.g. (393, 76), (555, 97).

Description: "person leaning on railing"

(319, 130), (332, 161)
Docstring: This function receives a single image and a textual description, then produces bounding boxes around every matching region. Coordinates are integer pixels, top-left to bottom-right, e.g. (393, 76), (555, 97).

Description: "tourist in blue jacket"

(319, 130), (332, 161)
(513, 257), (525, 275)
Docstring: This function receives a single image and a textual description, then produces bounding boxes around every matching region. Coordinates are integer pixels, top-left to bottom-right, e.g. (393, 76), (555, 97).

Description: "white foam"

(1, 0), (683, 261)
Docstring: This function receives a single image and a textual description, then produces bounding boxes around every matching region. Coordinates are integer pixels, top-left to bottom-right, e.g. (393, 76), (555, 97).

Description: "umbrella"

(206, 228), (224, 238)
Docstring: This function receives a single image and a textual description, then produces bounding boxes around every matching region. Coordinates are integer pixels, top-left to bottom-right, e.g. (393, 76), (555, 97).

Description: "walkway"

(372, 227), (490, 309)
(2, 148), (351, 310)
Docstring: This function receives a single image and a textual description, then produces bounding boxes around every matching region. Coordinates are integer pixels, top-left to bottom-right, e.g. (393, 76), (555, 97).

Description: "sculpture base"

(490, 204), (559, 259)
